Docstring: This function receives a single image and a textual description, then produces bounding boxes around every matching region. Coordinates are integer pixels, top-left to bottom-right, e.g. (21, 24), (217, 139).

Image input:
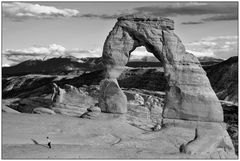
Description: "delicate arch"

(100, 15), (223, 122)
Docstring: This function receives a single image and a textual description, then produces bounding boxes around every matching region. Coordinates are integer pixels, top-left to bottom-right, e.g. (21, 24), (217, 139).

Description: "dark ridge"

(2, 56), (103, 77)
(2, 55), (225, 77)
(203, 56), (238, 104)
(57, 69), (106, 88)
(126, 61), (163, 68)
(2, 76), (56, 99)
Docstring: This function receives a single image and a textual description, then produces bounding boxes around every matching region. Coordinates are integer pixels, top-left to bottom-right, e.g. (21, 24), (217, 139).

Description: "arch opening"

(117, 45), (168, 123)
(119, 46), (167, 92)
(129, 46), (158, 63)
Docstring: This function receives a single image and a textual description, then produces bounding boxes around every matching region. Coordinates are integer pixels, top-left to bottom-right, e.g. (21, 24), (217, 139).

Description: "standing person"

(46, 137), (52, 149)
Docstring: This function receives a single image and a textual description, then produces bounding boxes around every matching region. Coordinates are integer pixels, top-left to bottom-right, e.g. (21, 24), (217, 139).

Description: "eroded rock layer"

(100, 14), (223, 122)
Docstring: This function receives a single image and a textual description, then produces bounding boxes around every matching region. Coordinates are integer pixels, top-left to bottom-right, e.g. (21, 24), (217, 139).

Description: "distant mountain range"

(2, 55), (225, 77)
(197, 56), (224, 66)
(2, 56), (103, 77)
(203, 56), (238, 105)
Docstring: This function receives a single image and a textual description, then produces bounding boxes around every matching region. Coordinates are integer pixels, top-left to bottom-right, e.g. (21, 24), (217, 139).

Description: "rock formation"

(80, 105), (102, 119)
(1, 14), (237, 158)
(100, 14), (223, 122)
(33, 107), (56, 115)
(99, 14), (235, 156)
(99, 79), (127, 113)
(50, 84), (96, 117)
(178, 122), (235, 156)
(2, 105), (20, 114)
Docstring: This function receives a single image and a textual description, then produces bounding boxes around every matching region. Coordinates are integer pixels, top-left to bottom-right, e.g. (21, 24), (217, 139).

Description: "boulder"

(52, 106), (87, 117)
(33, 107), (55, 115)
(87, 105), (101, 112)
(152, 123), (161, 131)
(80, 111), (100, 119)
(80, 104), (101, 119)
(124, 91), (145, 105)
(134, 93), (144, 105)
(99, 79), (127, 114)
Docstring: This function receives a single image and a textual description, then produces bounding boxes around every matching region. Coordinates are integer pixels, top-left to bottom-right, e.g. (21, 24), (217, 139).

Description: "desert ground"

(3, 112), (230, 159)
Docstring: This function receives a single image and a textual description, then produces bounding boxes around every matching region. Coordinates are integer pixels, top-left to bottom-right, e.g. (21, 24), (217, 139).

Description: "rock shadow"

(31, 139), (49, 148)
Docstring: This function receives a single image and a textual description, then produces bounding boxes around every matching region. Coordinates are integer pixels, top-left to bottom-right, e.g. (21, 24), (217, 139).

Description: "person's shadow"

(31, 139), (49, 148)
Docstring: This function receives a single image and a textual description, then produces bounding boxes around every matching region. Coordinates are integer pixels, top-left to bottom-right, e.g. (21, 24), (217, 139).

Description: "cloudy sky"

(2, 1), (238, 66)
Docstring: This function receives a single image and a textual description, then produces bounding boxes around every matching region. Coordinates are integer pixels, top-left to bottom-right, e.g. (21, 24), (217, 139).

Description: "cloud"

(2, 2), (79, 21)
(185, 36), (238, 59)
(130, 46), (153, 60)
(133, 2), (237, 22)
(134, 2), (237, 16)
(80, 13), (120, 20)
(2, 44), (102, 66)
(181, 21), (204, 25)
(202, 13), (238, 21)
(186, 50), (215, 57)
(80, 2), (237, 22)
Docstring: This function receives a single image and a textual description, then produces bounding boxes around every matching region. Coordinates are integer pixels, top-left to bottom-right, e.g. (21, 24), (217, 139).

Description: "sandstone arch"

(99, 14), (223, 122)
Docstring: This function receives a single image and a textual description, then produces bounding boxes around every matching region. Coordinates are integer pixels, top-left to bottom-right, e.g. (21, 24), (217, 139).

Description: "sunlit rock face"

(100, 14), (223, 122)
(99, 79), (127, 114)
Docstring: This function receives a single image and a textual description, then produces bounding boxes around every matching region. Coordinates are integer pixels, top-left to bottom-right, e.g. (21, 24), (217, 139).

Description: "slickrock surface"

(2, 113), (237, 159)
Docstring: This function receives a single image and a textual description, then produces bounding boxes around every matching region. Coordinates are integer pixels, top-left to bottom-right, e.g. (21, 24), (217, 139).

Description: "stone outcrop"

(4, 83), (97, 117)
(99, 14), (235, 157)
(87, 105), (101, 112)
(123, 89), (164, 130)
(80, 105), (101, 119)
(99, 79), (127, 113)
(124, 90), (164, 121)
(100, 14), (223, 122)
(33, 107), (56, 115)
(2, 105), (20, 114)
(178, 121), (236, 156)
(50, 84), (96, 117)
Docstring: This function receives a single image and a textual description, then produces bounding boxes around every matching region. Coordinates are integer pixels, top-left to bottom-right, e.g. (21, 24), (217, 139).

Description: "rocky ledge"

(118, 14), (174, 30)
